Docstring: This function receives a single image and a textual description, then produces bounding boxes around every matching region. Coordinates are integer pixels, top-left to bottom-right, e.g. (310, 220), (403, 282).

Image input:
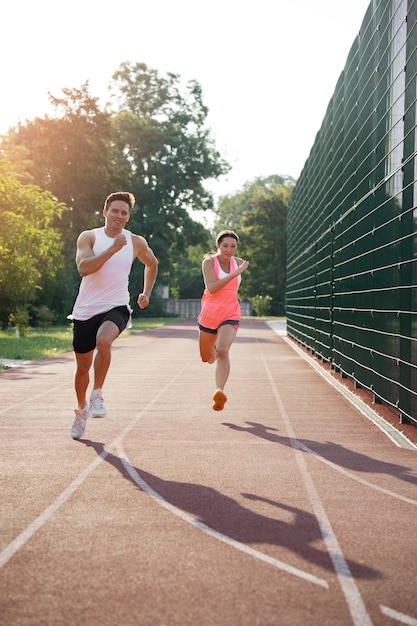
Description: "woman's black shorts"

(198, 319), (240, 335)
(72, 306), (130, 354)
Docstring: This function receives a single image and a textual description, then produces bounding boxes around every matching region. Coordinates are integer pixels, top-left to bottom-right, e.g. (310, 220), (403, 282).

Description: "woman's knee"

(215, 345), (229, 359)
(201, 346), (216, 362)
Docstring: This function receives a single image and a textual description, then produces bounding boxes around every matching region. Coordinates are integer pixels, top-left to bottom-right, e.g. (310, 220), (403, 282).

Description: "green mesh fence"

(286, 0), (417, 424)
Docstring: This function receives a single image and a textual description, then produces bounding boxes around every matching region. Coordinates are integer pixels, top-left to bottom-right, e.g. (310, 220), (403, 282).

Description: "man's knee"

(96, 335), (113, 353)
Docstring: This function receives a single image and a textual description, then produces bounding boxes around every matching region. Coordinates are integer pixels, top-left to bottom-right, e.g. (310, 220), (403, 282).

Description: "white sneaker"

(71, 406), (90, 439)
(90, 396), (107, 418)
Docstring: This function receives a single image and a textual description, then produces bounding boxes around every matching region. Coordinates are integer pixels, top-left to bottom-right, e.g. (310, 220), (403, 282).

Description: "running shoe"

(71, 406), (90, 439)
(212, 389), (227, 411)
(90, 396), (107, 418)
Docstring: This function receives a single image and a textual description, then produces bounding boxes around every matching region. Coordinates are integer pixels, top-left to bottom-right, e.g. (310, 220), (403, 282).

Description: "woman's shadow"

(80, 438), (380, 581)
(222, 421), (417, 486)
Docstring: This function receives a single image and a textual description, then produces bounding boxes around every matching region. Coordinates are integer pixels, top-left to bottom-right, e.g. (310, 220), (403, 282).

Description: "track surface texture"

(1, 319), (417, 626)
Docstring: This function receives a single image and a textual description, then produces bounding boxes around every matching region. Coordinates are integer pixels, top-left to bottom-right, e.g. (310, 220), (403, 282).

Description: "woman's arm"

(202, 257), (249, 294)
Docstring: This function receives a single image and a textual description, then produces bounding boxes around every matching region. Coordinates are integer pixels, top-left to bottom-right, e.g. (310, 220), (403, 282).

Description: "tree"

(0, 65), (230, 318)
(170, 239), (209, 299)
(214, 175), (296, 232)
(0, 82), (115, 246)
(108, 62), (230, 280)
(0, 83), (123, 321)
(0, 160), (66, 328)
(238, 183), (291, 315)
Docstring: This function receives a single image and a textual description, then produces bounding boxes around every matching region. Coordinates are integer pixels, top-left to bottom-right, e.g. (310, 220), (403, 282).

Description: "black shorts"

(198, 320), (240, 335)
(72, 306), (130, 354)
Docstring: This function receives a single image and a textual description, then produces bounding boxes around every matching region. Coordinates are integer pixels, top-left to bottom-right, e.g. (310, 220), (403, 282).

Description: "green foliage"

(33, 304), (56, 329)
(9, 307), (30, 337)
(251, 295), (272, 317)
(0, 67), (230, 317)
(0, 160), (67, 328)
(213, 178), (293, 316)
(214, 175), (295, 232)
(170, 242), (208, 299)
(0, 62), (294, 322)
(2, 83), (115, 245)
(108, 62), (230, 273)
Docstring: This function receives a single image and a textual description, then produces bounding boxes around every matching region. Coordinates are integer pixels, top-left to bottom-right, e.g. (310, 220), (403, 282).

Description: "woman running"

(198, 230), (249, 410)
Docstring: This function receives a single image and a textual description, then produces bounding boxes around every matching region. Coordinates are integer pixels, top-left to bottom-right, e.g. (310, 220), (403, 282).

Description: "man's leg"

(92, 320), (120, 392)
(74, 350), (94, 410)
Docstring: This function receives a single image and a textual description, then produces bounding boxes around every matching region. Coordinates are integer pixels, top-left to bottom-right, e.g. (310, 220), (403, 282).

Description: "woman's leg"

(199, 329), (217, 363)
(214, 324), (237, 391)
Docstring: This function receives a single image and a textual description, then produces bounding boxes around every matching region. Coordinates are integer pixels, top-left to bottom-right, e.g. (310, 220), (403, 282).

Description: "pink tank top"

(198, 255), (241, 330)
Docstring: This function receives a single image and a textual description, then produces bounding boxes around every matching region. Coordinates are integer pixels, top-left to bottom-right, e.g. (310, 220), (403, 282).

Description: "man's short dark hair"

(104, 192), (135, 211)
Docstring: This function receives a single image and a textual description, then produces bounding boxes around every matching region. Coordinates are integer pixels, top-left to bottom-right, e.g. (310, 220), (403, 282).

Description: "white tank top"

(69, 227), (134, 321)
(217, 257), (241, 287)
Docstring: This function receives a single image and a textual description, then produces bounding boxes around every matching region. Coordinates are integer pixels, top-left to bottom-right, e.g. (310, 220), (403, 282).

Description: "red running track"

(1, 319), (417, 626)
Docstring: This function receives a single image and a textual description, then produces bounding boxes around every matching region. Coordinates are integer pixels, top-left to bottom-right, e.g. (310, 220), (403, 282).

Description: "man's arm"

(134, 235), (159, 309)
(76, 231), (128, 277)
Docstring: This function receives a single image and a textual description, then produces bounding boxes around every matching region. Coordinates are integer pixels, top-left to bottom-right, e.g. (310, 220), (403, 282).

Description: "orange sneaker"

(212, 389), (227, 411)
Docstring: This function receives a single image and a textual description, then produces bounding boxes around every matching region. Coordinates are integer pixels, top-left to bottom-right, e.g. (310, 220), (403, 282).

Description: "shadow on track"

(222, 421), (417, 486)
(79, 438), (381, 581)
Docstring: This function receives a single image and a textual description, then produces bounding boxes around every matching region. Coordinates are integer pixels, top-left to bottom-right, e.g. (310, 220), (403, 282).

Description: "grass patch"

(0, 327), (73, 361)
(0, 317), (180, 364)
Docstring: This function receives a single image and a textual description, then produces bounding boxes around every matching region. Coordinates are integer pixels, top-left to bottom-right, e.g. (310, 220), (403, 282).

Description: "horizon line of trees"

(0, 61), (295, 329)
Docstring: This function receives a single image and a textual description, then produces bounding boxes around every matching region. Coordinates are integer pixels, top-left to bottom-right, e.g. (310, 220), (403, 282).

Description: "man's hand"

(137, 293), (149, 309)
(111, 233), (128, 252)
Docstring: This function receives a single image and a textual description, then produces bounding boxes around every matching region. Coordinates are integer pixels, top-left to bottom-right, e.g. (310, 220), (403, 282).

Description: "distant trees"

(214, 176), (295, 315)
(214, 175), (295, 233)
(239, 183), (291, 314)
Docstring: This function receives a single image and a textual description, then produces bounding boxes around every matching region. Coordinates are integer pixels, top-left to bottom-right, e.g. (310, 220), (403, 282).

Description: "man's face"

(103, 200), (130, 229)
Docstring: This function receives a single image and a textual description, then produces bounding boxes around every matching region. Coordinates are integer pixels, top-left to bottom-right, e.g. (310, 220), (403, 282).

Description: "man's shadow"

(222, 421), (417, 486)
(80, 439), (380, 581)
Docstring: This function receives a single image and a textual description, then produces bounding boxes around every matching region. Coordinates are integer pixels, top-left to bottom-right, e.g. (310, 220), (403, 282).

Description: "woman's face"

(218, 237), (237, 257)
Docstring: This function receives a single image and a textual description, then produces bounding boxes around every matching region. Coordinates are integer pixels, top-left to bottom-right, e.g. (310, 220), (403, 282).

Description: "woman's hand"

(235, 259), (249, 275)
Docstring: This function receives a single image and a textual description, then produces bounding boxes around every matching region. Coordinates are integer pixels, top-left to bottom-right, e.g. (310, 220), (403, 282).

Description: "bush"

(33, 305), (56, 329)
(251, 295), (272, 317)
(9, 307), (31, 337)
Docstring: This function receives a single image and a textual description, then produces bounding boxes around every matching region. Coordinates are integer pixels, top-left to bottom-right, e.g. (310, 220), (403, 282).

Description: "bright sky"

(1, 0), (370, 199)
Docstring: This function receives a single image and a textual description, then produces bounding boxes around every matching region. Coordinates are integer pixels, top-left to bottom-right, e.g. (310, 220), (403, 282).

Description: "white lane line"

(116, 442), (328, 588)
(0, 359), (192, 570)
(380, 605), (417, 625)
(257, 338), (373, 626)
(265, 324), (417, 505)
(0, 451), (108, 568)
